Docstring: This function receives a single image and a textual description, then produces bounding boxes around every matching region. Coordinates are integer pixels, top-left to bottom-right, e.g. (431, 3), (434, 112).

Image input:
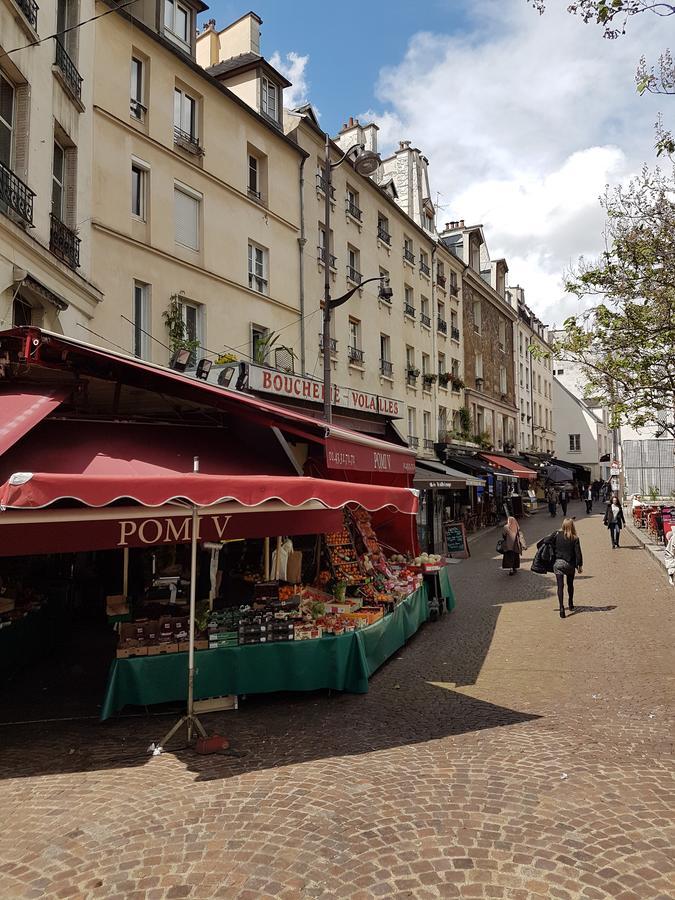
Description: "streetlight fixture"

(321, 134), (387, 423)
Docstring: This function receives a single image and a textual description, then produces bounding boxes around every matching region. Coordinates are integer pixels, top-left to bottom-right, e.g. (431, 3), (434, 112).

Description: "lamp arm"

(328, 276), (385, 310)
(329, 141), (364, 170)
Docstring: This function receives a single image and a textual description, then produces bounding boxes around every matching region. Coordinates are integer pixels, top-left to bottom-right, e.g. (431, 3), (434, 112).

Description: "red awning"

(479, 453), (537, 479)
(0, 385), (67, 456)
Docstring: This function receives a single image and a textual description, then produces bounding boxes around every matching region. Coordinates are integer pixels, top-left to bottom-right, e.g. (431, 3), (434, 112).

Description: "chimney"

(398, 140), (411, 151)
(459, 218), (465, 227)
(361, 122), (379, 154)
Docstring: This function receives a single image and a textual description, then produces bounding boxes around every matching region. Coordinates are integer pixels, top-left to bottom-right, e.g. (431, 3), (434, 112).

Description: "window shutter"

(64, 146), (78, 229)
(175, 188), (199, 249)
(13, 84), (30, 180)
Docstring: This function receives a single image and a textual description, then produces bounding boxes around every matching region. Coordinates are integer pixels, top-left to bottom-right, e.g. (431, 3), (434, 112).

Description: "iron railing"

(50, 214), (80, 269)
(348, 346), (365, 365)
(346, 199), (362, 221)
(437, 317), (447, 334)
(174, 126), (203, 155)
(377, 225), (391, 245)
(55, 38), (83, 101)
(451, 326), (460, 340)
(404, 302), (416, 318)
(449, 282), (459, 297)
(436, 272), (447, 288)
(420, 260), (430, 277)
(347, 265), (362, 284)
(316, 173), (335, 198)
(17, 0), (38, 30)
(130, 98), (147, 120)
(420, 313), (431, 328)
(403, 246), (415, 265)
(317, 245), (337, 268)
(423, 439), (434, 450)
(408, 436), (419, 448)
(319, 333), (337, 353)
(380, 359), (393, 377)
(0, 160), (35, 226)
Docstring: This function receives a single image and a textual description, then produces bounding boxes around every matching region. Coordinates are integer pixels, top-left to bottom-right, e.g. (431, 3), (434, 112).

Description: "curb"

(625, 520), (670, 581)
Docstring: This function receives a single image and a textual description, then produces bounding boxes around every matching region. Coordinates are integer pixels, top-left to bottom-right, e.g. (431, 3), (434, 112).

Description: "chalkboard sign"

(446, 522), (470, 559)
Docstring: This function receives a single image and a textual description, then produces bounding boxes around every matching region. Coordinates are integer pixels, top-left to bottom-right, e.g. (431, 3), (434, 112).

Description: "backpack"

(531, 532), (556, 574)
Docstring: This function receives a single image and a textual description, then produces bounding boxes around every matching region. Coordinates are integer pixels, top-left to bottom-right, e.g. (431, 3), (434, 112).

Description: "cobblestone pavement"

(1, 501), (674, 899)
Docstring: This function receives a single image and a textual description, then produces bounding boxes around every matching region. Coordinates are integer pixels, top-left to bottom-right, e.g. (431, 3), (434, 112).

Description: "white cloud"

(270, 51), (311, 110)
(358, 0), (666, 325)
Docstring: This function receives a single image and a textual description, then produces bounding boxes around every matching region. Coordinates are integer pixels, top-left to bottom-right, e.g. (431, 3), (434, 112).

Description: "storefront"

(478, 453), (538, 517)
(413, 459), (484, 553)
(0, 327), (457, 723)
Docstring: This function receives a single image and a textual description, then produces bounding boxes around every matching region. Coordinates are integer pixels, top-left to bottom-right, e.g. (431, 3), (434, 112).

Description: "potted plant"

(438, 371), (451, 388)
(647, 484), (660, 501)
(473, 431), (493, 450)
(451, 376), (465, 391)
(163, 295), (200, 359)
(423, 372), (437, 385)
(407, 366), (420, 379)
(459, 406), (472, 438)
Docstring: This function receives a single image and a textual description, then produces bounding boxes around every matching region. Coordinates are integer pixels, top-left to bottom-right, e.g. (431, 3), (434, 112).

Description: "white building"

(553, 377), (612, 481)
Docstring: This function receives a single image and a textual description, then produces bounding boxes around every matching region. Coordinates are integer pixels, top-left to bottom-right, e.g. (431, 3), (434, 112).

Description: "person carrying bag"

(499, 516), (527, 576)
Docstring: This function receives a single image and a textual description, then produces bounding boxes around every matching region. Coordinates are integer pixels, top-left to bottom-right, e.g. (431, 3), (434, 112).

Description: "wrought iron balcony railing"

(377, 225), (391, 245)
(449, 282), (459, 297)
(173, 126), (204, 156)
(420, 260), (430, 277)
(17, 0), (38, 30)
(380, 359), (393, 377)
(436, 272), (447, 288)
(437, 317), (448, 334)
(451, 325), (460, 340)
(50, 214), (80, 269)
(348, 346), (365, 365)
(347, 265), (362, 284)
(423, 438), (434, 450)
(346, 200), (362, 221)
(316, 173), (335, 198)
(319, 333), (337, 354)
(0, 160), (35, 227)
(420, 313), (431, 328)
(403, 247), (415, 265)
(408, 435), (419, 448)
(54, 38), (83, 102)
(317, 245), (337, 268)
(404, 302), (416, 318)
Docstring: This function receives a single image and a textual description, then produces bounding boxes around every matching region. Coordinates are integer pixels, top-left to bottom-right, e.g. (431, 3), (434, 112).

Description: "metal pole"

(122, 547), (129, 598)
(323, 132), (333, 424)
(187, 455), (199, 742)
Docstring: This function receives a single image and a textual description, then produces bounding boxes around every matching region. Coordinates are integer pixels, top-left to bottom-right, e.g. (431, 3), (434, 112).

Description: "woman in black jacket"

(552, 518), (583, 618)
(603, 494), (626, 548)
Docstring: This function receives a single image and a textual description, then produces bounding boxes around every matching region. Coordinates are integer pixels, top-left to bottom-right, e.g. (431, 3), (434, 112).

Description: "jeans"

(561, 501), (568, 515)
(548, 502), (556, 517)
(609, 523), (621, 546)
(556, 570), (575, 607)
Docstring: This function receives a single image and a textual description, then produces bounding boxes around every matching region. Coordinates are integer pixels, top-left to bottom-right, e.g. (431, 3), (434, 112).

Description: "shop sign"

(325, 436), (416, 474)
(248, 365), (404, 419)
(610, 461), (621, 475)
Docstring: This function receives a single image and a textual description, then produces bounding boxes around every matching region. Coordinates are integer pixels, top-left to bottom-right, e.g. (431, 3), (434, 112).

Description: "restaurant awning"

(0, 385), (68, 456)
(446, 454), (518, 480)
(479, 453), (538, 480)
(413, 459), (483, 489)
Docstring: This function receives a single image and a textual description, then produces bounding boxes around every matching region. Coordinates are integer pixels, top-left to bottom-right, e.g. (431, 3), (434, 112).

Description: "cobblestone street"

(1, 501), (674, 899)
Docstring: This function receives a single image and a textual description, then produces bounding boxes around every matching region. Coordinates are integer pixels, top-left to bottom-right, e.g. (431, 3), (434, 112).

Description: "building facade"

(553, 376), (612, 481)
(0, 0), (102, 335)
(508, 285), (555, 454)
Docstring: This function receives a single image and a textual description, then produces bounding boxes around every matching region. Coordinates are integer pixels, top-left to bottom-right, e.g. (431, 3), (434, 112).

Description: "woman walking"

(584, 485), (593, 514)
(603, 494), (626, 548)
(547, 486), (558, 518)
(559, 488), (569, 516)
(553, 517), (583, 618)
(501, 516), (527, 576)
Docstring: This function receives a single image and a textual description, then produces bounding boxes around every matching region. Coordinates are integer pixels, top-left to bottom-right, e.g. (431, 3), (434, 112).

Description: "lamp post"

(321, 133), (389, 423)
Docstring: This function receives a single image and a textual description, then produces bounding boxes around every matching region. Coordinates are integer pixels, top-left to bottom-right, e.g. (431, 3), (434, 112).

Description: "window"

(519, 363), (524, 387)
(347, 245), (361, 284)
(499, 319), (506, 350)
(438, 406), (447, 440)
(377, 213), (390, 244)
(424, 211), (434, 231)
(248, 242), (268, 294)
(174, 184), (200, 250)
(380, 334), (392, 377)
(404, 284), (414, 316)
(475, 354), (483, 380)
(422, 353), (430, 376)
(12, 296), (32, 327)
(57, 0), (77, 57)
(251, 324), (269, 362)
(449, 270), (458, 293)
(519, 332), (524, 356)
(164, 0), (191, 45)
(52, 141), (65, 220)
(420, 295), (430, 327)
(500, 366), (507, 394)
(132, 281), (150, 359)
(261, 77), (278, 121)
(348, 318), (363, 364)
(423, 411), (431, 442)
(407, 407), (416, 438)
(557, 368), (564, 375)
(174, 88), (197, 141)
(130, 57), (145, 120)
(131, 160), (148, 220)
(450, 309), (459, 339)
(0, 73), (14, 168)
(472, 300), (481, 333)
(180, 300), (203, 365)
(438, 351), (446, 375)
(419, 250), (430, 276)
(346, 185), (361, 221)
(378, 266), (390, 299)
(451, 357), (460, 379)
(318, 224), (335, 267)
(403, 236), (414, 264)
(538, 373), (542, 393)
(248, 154), (259, 198)
(438, 299), (445, 326)
(569, 434), (581, 452)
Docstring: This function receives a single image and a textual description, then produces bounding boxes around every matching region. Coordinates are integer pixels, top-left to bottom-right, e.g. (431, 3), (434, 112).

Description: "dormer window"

(164, 0), (192, 48)
(261, 76), (278, 122)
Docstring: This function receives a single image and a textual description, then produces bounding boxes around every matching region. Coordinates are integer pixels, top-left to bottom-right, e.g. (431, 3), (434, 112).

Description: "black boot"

(559, 606), (566, 618)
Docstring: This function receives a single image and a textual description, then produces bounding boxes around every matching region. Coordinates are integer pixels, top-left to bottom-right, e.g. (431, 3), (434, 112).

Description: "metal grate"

(274, 347), (294, 374)
(17, 0), (38, 29)
(0, 160), (35, 226)
(49, 214), (80, 268)
(55, 38), (83, 101)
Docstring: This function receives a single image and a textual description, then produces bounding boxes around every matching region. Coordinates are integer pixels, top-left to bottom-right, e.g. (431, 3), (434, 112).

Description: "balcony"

(316, 173), (335, 199)
(377, 225), (391, 245)
(348, 346), (365, 365)
(419, 260), (430, 277)
(130, 98), (147, 121)
(420, 313), (431, 328)
(404, 303), (416, 318)
(347, 265), (362, 285)
(406, 368), (419, 386)
(0, 160), (35, 227)
(449, 282), (459, 297)
(318, 333), (337, 354)
(173, 126), (204, 156)
(54, 38), (83, 102)
(17, 0), (38, 30)
(50, 214), (80, 269)
(380, 359), (393, 378)
(450, 326), (460, 341)
(403, 247), (415, 265)
(423, 438), (434, 451)
(408, 435), (419, 449)
(436, 272), (446, 289)
(346, 199), (362, 221)
(247, 186), (262, 201)
(317, 245), (337, 268)
(437, 317), (448, 334)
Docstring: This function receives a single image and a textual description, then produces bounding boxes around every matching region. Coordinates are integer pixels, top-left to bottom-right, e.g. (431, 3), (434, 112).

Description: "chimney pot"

(348, 116), (354, 127)
(459, 218), (465, 227)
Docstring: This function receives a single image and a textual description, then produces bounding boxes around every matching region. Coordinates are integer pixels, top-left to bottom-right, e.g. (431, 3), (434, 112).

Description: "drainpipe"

(298, 156), (307, 375)
(430, 243), (438, 453)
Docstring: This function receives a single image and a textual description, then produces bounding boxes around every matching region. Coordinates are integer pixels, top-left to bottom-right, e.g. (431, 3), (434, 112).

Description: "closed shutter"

(13, 84), (30, 180)
(175, 187), (199, 249)
(64, 145), (78, 229)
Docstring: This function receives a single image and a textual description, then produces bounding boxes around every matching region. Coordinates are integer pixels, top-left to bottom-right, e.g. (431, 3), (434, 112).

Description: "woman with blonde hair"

(553, 517), (583, 618)
(501, 516), (527, 576)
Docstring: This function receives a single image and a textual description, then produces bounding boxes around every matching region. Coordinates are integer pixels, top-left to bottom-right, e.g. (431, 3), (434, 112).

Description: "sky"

(203, 1), (669, 326)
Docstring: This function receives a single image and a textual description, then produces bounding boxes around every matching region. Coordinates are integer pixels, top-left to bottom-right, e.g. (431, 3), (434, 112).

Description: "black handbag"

(531, 534), (556, 574)
(496, 537), (505, 554)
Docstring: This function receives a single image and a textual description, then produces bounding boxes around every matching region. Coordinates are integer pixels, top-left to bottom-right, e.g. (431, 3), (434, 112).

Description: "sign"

(248, 365), (405, 420)
(445, 522), (470, 559)
(325, 436), (416, 474)
(610, 461), (621, 475)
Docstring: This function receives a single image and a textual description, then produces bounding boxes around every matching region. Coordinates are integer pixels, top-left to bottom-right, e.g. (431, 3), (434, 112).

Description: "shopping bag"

(496, 537), (505, 554)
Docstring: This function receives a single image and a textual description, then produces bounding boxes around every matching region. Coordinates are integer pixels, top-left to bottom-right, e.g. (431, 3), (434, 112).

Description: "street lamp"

(321, 134), (387, 423)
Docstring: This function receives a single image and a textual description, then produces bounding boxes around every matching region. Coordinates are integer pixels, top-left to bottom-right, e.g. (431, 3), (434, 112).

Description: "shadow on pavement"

(568, 605), (617, 615)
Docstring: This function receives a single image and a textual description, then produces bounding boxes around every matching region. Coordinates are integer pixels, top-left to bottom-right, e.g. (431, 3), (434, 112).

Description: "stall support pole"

(122, 548), (129, 599)
(263, 537), (270, 581)
(159, 458), (207, 749)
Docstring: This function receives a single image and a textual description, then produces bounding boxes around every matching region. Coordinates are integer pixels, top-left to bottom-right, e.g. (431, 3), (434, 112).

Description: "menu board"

(446, 523), (470, 559)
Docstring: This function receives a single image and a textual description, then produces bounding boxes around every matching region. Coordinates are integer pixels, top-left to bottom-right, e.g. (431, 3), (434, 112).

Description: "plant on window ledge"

(407, 366), (421, 378)
(163, 295), (200, 355)
(438, 372), (451, 387)
(459, 406), (472, 438)
(473, 431), (493, 450)
(451, 376), (465, 391)
(423, 372), (437, 385)
(253, 330), (297, 367)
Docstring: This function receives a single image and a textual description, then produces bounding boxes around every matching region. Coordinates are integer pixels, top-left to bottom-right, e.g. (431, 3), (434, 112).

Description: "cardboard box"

(147, 643), (178, 656)
(177, 639), (209, 652)
(116, 645), (148, 658)
(106, 594), (128, 616)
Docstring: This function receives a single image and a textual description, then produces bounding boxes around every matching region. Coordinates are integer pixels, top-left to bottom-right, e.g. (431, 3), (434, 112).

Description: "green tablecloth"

(438, 565), (457, 611)
(101, 583), (436, 720)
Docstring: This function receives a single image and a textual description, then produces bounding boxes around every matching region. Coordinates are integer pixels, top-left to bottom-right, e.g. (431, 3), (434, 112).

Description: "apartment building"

(438, 221), (518, 452)
(0, 0), (102, 334)
(508, 285), (555, 453)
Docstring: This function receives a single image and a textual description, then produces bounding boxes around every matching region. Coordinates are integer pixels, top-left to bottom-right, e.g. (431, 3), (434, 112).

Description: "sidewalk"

(625, 518), (670, 580)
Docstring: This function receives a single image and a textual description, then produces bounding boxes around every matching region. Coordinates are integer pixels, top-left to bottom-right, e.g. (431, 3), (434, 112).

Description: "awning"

(324, 428), (415, 475)
(0, 385), (68, 456)
(479, 453), (538, 480)
(446, 454), (517, 480)
(542, 464), (575, 483)
(413, 459), (483, 489)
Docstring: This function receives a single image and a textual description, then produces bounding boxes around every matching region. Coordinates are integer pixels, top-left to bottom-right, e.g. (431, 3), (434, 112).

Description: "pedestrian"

(547, 486), (558, 517)
(585, 485), (593, 514)
(552, 517), (583, 618)
(501, 516), (527, 576)
(603, 493), (626, 548)
(559, 487), (569, 516)
(664, 530), (675, 587)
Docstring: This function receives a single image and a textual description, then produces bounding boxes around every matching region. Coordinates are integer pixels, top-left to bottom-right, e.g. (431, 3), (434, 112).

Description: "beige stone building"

(0, 0), (102, 335)
(508, 285), (555, 453)
(439, 221), (518, 452)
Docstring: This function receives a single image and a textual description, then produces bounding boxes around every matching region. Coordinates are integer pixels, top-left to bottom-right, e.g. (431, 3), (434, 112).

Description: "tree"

(552, 163), (675, 438)
(530, 1), (675, 39)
